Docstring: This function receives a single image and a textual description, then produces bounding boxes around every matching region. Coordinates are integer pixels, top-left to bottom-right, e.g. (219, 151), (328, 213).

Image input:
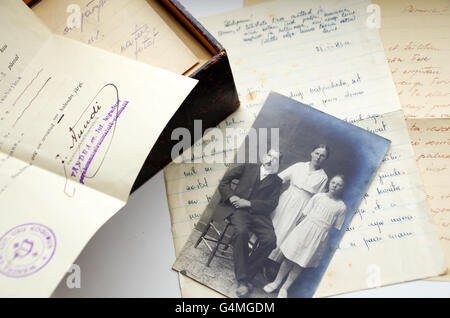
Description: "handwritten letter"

(375, 0), (450, 118)
(373, 0), (450, 280)
(406, 118), (450, 280)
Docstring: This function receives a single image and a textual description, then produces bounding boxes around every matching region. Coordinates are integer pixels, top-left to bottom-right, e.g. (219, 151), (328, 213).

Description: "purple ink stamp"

(0, 223), (56, 278)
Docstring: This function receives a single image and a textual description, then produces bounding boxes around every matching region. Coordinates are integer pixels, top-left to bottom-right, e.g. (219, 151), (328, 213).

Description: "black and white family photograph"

(173, 92), (391, 298)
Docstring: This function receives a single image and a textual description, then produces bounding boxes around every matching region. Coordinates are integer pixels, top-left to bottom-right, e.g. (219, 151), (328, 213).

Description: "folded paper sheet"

(0, 0), (197, 297)
(163, 0), (446, 297)
(32, 0), (199, 74)
(373, 0), (450, 280)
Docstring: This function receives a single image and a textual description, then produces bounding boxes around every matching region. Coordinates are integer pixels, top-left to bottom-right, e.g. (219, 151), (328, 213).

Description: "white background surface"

(51, 0), (450, 298)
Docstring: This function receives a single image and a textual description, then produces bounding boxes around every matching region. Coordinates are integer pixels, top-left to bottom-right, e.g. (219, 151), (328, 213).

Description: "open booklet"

(163, 0), (447, 297)
(0, 0), (197, 297)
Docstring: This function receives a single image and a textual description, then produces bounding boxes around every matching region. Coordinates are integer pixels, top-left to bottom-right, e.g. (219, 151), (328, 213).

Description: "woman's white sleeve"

(278, 163), (296, 183)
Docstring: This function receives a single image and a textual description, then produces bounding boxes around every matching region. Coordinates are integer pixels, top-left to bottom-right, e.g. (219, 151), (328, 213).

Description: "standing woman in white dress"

(264, 175), (347, 298)
(268, 145), (329, 262)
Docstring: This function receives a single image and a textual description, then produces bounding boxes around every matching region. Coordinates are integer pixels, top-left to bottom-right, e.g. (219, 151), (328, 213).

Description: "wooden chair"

(194, 217), (260, 267)
(194, 178), (260, 267)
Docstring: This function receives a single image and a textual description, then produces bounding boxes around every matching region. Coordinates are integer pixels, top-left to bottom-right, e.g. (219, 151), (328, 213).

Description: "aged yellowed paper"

(375, 0), (450, 119)
(32, 0), (199, 74)
(0, 0), (197, 297)
(163, 0), (445, 297)
(406, 118), (450, 280)
(373, 0), (450, 280)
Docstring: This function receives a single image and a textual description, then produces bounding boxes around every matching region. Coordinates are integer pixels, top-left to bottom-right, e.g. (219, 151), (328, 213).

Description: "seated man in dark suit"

(216, 149), (283, 298)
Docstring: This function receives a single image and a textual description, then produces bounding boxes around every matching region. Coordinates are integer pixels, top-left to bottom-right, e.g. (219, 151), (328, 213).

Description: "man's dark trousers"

(231, 209), (277, 282)
(216, 164), (282, 283)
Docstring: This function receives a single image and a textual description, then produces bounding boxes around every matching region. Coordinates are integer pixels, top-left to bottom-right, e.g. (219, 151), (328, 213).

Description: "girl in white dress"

(264, 175), (347, 298)
(268, 145), (329, 262)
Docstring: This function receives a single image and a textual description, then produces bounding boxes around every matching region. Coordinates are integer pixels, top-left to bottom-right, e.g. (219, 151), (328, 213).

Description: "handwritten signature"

(56, 83), (120, 196)
(120, 24), (160, 60)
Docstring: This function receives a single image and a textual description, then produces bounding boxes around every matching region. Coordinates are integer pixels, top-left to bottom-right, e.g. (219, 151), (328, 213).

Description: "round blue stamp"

(0, 223), (56, 278)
